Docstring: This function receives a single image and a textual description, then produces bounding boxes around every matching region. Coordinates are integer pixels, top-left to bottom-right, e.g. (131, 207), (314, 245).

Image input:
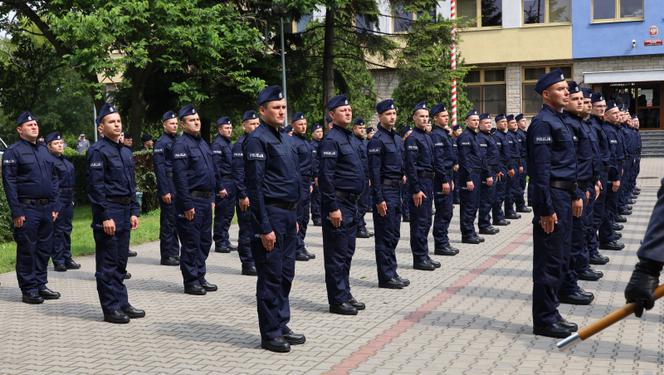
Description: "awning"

(583, 69), (664, 84)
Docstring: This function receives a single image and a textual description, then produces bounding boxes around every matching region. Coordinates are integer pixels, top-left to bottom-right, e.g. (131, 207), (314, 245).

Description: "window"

(592, 0), (643, 21)
(522, 66), (572, 114)
(355, 14), (375, 33)
(523, 0), (571, 24)
(392, 5), (436, 33)
(465, 69), (506, 114)
(459, 0), (502, 28)
(295, 14), (312, 33)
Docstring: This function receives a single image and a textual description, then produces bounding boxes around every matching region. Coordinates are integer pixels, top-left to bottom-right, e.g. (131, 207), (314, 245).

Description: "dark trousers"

(460, 174), (481, 238)
(409, 178), (433, 264)
(513, 168), (526, 208)
(479, 178), (496, 229)
(532, 188), (573, 326)
(433, 182), (454, 248)
(593, 175), (615, 247)
(505, 173), (517, 216)
(401, 181), (410, 219)
(177, 198), (212, 288)
(322, 196), (358, 305)
(159, 198), (180, 259)
(453, 170), (461, 204)
(492, 171), (507, 222)
(583, 187), (599, 260)
(357, 181), (370, 233)
(236, 202), (255, 268)
(310, 183), (322, 224)
(213, 183), (236, 247)
(252, 204), (297, 341)
(93, 202), (130, 314)
(372, 185), (401, 283)
(15, 203), (53, 294)
(296, 178), (311, 256)
(52, 198), (74, 266)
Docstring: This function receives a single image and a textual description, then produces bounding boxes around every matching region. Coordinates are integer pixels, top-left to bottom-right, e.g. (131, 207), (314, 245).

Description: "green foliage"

(0, 180), (14, 243)
(132, 150), (159, 213)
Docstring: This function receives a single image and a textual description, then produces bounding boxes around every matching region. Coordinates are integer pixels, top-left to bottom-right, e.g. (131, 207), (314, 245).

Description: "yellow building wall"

(459, 25), (572, 65)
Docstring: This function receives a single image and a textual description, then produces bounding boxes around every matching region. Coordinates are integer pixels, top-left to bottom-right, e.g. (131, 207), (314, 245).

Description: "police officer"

(404, 102), (440, 271)
(245, 85), (304, 353)
(477, 113), (500, 236)
(46, 132), (81, 272)
(2, 112), (61, 304)
(141, 133), (154, 150)
(310, 123), (324, 226)
(430, 104), (459, 256)
(492, 114), (512, 227)
(515, 114), (532, 212)
(232, 110), (259, 276)
(352, 117), (372, 239)
(172, 104), (219, 295)
(452, 125), (462, 204)
(504, 115), (523, 220)
(319, 94), (367, 315)
(457, 109), (484, 244)
(366, 126), (375, 140)
(212, 116), (237, 253)
(508, 115), (530, 213)
(368, 99), (410, 289)
(153, 111), (180, 266)
(400, 126), (413, 223)
(601, 101), (627, 251)
(291, 111), (316, 261)
(88, 104), (144, 323)
(527, 69), (580, 338)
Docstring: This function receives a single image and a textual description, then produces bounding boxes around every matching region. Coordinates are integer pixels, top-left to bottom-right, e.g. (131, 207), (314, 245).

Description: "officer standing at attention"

(310, 123), (324, 226)
(352, 117), (372, 239)
(477, 113), (500, 236)
(400, 126), (413, 223)
(46, 132), (81, 272)
(404, 102), (440, 271)
(527, 69), (580, 338)
(457, 109), (484, 244)
(172, 104), (219, 296)
(515, 114), (532, 212)
(600, 101), (627, 251)
(291, 111), (316, 261)
(212, 116), (237, 254)
(153, 111), (180, 266)
(141, 134), (154, 151)
(245, 85), (304, 353)
(505, 115), (523, 220)
(232, 110), (260, 276)
(491, 114), (512, 227)
(87, 104), (144, 323)
(319, 94), (367, 315)
(430, 103), (460, 256)
(2, 112), (61, 304)
(509, 115), (530, 213)
(368, 99), (410, 289)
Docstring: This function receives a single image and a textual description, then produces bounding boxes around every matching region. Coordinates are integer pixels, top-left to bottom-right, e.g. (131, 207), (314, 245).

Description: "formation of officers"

(1, 69), (643, 351)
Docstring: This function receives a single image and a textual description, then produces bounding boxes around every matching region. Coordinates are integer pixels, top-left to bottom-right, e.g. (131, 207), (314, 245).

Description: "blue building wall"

(573, 0), (664, 59)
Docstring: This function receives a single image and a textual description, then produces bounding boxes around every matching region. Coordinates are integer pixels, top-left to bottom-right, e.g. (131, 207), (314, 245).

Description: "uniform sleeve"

(527, 120), (554, 217)
(606, 130), (621, 182)
(457, 136), (473, 183)
(172, 142), (194, 212)
(637, 179), (664, 263)
(129, 154), (140, 217)
(318, 138), (340, 212)
(367, 138), (385, 204)
(87, 148), (110, 221)
(49, 157), (61, 213)
(404, 137), (421, 194)
(232, 142), (247, 199)
(210, 141), (225, 192)
(244, 137), (272, 234)
(488, 140), (499, 175)
(2, 149), (23, 219)
(312, 142), (320, 177)
(152, 141), (171, 197)
(432, 133), (450, 183)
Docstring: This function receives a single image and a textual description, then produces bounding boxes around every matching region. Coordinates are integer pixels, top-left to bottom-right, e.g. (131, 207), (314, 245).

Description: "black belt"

(190, 190), (212, 198)
(577, 180), (594, 190)
(19, 198), (51, 206)
(550, 179), (577, 192)
(107, 196), (132, 204)
(335, 190), (361, 203)
(264, 197), (297, 211)
(381, 178), (401, 187)
(417, 171), (434, 179)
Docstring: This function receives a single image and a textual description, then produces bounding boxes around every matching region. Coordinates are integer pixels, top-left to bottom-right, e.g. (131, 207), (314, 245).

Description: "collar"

(332, 124), (352, 136)
(377, 124), (396, 136)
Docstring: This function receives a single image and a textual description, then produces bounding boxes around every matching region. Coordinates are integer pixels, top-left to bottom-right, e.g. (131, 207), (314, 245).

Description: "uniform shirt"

(87, 137), (139, 221)
(637, 179), (664, 263)
(2, 139), (59, 218)
(404, 127), (434, 195)
(292, 133), (314, 178)
(477, 130), (499, 180)
(526, 104), (578, 217)
(563, 112), (594, 183)
(516, 128), (528, 165)
(507, 130), (521, 169)
(430, 126), (456, 183)
(352, 135), (369, 178)
(456, 129), (482, 183)
(211, 133), (233, 191)
(172, 133), (217, 212)
(232, 134), (249, 200)
(319, 124), (366, 212)
(367, 124), (404, 204)
(245, 123), (301, 234)
(310, 139), (321, 178)
(582, 117), (602, 183)
(493, 130), (511, 172)
(590, 116), (611, 172)
(153, 133), (177, 197)
(49, 153), (75, 202)
(602, 122), (624, 182)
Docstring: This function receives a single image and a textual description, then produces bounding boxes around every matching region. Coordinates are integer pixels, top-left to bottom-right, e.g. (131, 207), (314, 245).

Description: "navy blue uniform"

(232, 134), (255, 269)
(589, 115), (615, 250)
(492, 130), (511, 223)
(244, 123), (300, 341)
(49, 153), (75, 267)
(2, 140), (59, 295)
(456, 129), (482, 239)
(602, 121), (624, 242)
(309, 139), (322, 225)
(87, 137), (139, 314)
(319, 125), (366, 305)
(153, 133), (180, 260)
(292, 133), (314, 258)
(517, 128), (529, 198)
(212, 134), (236, 249)
(619, 125), (635, 209)
(355, 136), (370, 234)
(505, 130), (521, 216)
(527, 104), (578, 327)
(172, 133), (217, 289)
(512, 129), (527, 209)
(431, 126), (457, 249)
(368, 125), (404, 284)
(478, 130), (498, 230)
(637, 179), (664, 262)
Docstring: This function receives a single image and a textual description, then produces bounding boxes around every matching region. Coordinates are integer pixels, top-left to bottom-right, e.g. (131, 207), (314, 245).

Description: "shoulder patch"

(453, 143), (458, 147)
(247, 152), (266, 160)
(173, 152), (188, 159)
(407, 145), (419, 151)
(534, 136), (552, 144)
(460, 141), (471, 146)
(496, 142), (502, 146)
(434, 142), (444, 147)
(321, 150), (338, 158)
(479, 143), (487, 148)
(212, 150), (222, 154)
(609, 139), (618, 144)
(233, 152), (243, 158)
(153, 148), (164, 154)
(89, 161), (103, 169)
(3, 159), (16, 165)
(368, 147), (381, 155)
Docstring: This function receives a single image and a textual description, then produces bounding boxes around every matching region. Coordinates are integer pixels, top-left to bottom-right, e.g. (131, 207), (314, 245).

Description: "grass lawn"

(0, 206), (161, 274)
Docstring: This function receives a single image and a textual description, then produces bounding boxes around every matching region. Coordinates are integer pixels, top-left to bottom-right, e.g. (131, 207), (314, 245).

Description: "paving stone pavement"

(1, 158), (663, 375)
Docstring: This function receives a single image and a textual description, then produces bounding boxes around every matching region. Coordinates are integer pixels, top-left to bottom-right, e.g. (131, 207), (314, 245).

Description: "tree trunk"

(125, 65), (150, 150)
(322, 6), (336, 114)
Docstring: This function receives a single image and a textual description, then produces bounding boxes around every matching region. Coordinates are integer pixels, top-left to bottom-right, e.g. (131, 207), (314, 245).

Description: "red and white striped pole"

(450, 0), (458, 127)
